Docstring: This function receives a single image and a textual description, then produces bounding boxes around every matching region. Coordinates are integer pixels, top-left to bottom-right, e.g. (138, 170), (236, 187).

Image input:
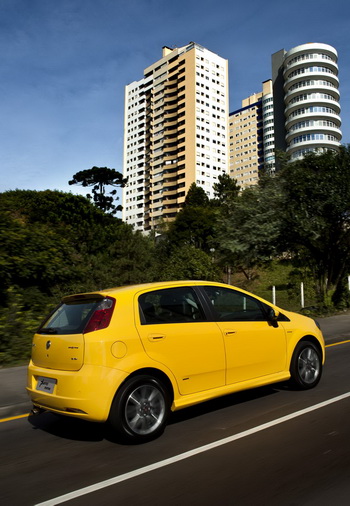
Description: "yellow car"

(27, 281), (325, 442)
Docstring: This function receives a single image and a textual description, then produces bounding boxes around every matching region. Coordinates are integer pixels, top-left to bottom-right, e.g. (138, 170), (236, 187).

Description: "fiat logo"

(46, 340), (51, 350)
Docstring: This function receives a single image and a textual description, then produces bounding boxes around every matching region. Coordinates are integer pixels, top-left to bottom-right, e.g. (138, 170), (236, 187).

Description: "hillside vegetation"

(1, 147), (350, 365)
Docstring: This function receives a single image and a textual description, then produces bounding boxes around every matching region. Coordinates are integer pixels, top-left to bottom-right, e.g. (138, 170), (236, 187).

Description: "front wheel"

(109, 375), (170, 443)
(289, 341), (322, 389)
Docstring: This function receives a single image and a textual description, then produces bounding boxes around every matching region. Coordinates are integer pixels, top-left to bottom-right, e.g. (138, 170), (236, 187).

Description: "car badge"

(46, 340), (51, 350)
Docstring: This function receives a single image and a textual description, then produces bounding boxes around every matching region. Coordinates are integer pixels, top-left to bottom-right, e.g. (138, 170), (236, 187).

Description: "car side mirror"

(267, 307), (280, 327)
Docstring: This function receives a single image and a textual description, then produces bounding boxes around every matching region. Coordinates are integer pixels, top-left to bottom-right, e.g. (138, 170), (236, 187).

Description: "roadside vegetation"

(1, 147), (350, 365)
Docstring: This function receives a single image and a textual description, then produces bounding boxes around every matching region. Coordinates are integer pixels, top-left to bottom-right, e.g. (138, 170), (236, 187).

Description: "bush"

(0, 287), (54, 366)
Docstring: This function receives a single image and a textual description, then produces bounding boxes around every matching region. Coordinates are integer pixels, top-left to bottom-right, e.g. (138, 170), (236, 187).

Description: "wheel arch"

(110, 367), (175, 413)
(294, 335), (325, 363)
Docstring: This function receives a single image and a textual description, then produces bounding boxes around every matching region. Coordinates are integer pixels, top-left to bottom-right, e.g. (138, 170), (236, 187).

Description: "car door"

(135, 286), (226, 395)
(201, 286), (287, 385)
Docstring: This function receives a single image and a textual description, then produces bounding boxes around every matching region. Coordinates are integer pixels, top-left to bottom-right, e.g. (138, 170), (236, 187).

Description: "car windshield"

(38, 299), (101, 335)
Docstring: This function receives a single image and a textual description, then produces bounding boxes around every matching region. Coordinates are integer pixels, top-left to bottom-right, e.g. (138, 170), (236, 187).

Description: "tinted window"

(38, 299), (102, 335)
(203, 286), (266, 322)
(139, 287), (206, 324)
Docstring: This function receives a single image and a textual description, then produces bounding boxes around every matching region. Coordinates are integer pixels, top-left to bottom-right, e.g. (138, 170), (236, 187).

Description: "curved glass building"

(272, 43), (342, 162)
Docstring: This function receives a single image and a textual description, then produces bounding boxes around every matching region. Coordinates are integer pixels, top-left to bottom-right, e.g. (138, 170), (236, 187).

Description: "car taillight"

(84, 297), (115, 334)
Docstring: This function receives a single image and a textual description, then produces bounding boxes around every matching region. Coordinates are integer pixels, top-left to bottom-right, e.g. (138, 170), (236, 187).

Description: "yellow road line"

(326, 339), (350, 348)
(0, 413), (29, 423)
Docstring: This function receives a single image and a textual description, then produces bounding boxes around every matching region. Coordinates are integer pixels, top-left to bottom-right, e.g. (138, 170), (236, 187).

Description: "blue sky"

(1, 0), (350, 198)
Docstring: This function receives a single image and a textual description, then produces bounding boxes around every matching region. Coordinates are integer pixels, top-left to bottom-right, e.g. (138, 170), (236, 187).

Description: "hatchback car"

(27, 281), (325, 442)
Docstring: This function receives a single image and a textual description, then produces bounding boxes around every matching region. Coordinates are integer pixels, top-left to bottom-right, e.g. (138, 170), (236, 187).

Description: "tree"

(214, 177), (284, 280)
(0, 189), (158, 298)
(156, 244), (221, 281)
(278, 147), (350, 306)
(183, 182), (209, 207)
(69, 166), (128, 214)
(165, 183), (216, 253)
(0, 189), (160, 365)
(212, 173), (240, 210)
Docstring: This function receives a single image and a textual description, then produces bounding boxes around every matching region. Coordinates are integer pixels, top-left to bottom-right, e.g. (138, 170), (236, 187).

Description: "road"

(1, 318), (350, 505)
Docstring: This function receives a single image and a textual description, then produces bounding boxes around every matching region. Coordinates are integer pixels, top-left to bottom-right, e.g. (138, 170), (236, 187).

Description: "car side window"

(203, 286), (266, 322)
(139, 287), (206, 324)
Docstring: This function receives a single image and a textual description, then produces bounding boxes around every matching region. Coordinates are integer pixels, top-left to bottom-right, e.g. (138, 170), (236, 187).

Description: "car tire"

(289, 340), (322, 389)
(109, 375), (170, 443)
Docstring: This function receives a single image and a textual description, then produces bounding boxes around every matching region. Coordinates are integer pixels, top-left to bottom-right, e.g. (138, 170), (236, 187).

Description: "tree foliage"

(214, 177), (283, 279)
(2, 147), (350, 365)
(213, 147), (350, 304)
(212, 173), (240, 211)
(156, 244), (221, 281)
(183, 182), (209, 207)
(0, 190), (156, 365)
(278, 147), (350, 304)
(69, 166), (128, 214)
(0, 287), (52, 365)
(165, 183), (216, 253)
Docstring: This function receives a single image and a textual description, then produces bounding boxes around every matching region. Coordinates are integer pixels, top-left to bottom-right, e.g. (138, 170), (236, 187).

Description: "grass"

(228, 261), (319, 313)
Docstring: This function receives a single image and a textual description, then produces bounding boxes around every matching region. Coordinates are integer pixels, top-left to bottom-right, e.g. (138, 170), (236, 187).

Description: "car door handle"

(148, 334), (166, 341)
(224, 330), (236, 335)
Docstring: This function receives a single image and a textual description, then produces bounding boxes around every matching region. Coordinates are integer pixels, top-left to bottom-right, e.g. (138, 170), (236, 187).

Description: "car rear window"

(38, 298), (109, 335)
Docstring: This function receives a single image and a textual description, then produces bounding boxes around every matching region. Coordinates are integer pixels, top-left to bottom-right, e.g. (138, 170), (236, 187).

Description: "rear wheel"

(290, 341), (322, 389)
(109, 375), (170, 443)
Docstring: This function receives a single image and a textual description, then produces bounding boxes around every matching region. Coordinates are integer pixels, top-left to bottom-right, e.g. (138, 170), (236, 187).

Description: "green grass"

(228, 261), (318, 313)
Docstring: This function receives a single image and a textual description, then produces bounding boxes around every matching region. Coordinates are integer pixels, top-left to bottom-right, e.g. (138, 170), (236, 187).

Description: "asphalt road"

(1, 316), (350, 506)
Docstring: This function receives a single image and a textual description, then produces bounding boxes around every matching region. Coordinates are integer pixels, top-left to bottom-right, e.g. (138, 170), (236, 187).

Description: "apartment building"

(229, 42), (342, 187)
(122, 42), (342, 227)
(272, 42), (342, 161)
(228, 80), (274, 189)
(122, 42), (229, 232)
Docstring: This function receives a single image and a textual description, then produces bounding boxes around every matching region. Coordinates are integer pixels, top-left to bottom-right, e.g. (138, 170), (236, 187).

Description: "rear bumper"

(26, 361), (129, 422)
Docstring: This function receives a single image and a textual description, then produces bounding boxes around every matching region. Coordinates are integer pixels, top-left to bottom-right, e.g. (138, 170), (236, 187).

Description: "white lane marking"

(36, 392), (350, 506)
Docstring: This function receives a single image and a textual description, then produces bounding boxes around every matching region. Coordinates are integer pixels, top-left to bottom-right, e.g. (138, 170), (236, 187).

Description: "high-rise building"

(229, 42), (342, 187)
(228, 80), (274, 188)
(122, 42), (342, 223)
(122, 42), (229, 232)
(272, 42), (342, 162)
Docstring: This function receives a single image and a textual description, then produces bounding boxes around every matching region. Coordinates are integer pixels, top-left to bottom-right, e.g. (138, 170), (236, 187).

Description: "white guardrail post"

(301, 282), (305, 309)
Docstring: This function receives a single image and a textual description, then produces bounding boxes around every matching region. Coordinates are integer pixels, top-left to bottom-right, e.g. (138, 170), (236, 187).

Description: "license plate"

(36, 376), (57, 394)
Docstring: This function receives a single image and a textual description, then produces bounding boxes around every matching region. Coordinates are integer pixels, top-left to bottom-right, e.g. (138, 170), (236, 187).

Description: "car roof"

(66, 280), (234, 299)
(99, 280), (222, 295)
